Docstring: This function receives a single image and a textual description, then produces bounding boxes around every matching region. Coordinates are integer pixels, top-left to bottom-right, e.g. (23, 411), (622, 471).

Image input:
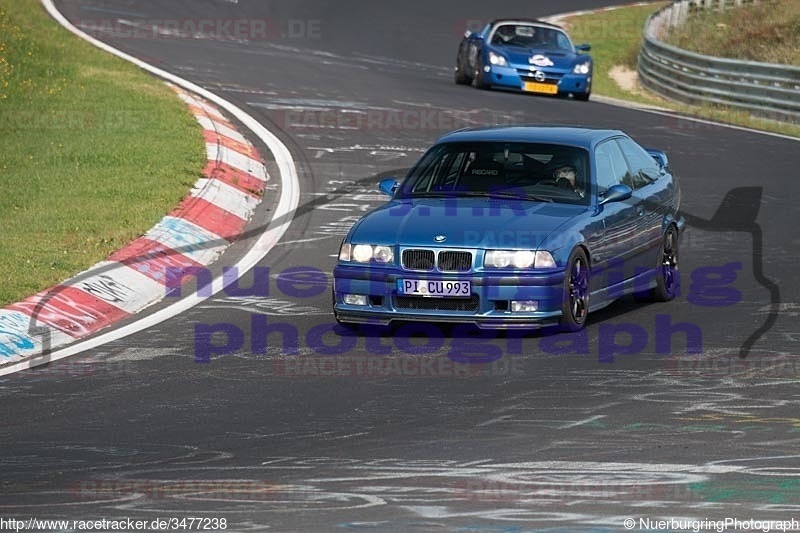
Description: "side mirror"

(645, 148), (669, 170)
(465, 31), (483, 40)
(378, 178), (399, 197)
(576, 43), (591, 52)
(599, 184), (632, 206)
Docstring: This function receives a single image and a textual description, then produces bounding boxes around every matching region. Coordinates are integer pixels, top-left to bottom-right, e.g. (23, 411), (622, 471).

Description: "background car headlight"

(489, 51), (508, 67)
(573, 62), (591, 74)
(343, 243), (395, 264)
(485, 250), (557, 268)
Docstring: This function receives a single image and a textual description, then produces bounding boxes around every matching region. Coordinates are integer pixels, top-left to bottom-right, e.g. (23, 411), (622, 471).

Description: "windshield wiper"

(409, 191), (555, 203)
(461, 191), (554, 203)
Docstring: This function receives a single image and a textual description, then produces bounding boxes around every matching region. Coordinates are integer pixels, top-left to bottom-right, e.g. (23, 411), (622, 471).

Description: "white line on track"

(559, 415), (606, 429)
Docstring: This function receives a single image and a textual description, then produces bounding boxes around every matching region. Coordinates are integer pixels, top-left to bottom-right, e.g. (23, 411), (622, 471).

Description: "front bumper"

(484, 64), (591, 96)
(333, 265), (566, 329)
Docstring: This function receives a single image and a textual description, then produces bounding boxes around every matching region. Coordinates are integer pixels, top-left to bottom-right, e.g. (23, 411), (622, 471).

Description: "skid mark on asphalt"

(199, 296), (324, 316)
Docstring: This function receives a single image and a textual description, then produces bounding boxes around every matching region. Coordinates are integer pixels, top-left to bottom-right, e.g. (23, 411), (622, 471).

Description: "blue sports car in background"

(333, 126), (684, 331)
(455, 19), (593, 100)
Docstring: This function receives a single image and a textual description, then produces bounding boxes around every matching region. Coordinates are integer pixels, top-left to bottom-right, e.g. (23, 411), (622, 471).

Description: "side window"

(616, 137), (661, 188)
(413, 150), (469, 192)
(442, 151), (467, 182)
(410, 148), (446, 192)
(595, 140), (628, 193)
(556, 32), (571, 50)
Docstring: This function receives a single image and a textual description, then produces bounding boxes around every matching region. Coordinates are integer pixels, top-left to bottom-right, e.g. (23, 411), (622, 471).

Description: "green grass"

(665, 0), (800, 66)
(0, 0), (206, 306)
(561, 2), (800, 138)
(564, 3), (670, 101)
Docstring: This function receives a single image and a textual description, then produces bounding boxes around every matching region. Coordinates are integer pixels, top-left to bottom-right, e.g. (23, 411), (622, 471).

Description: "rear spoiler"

(645, 148), (669, 171)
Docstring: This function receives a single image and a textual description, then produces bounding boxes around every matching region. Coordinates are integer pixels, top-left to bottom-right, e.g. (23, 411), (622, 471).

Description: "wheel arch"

(576, 243), (591, 266)
(661, 220), (680, 245)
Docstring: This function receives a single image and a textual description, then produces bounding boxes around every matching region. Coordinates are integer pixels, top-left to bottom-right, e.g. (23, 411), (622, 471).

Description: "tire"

(652, 225), (680, 302)
(471, 58), (490, 89)
(559, 248), (590, 332)
(454, 65), (471, 85)
(575, 91), (591, 101)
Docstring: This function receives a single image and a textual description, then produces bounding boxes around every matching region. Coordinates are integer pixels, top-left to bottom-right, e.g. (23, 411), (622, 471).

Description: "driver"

(553, 163), (585, 198)
(493, 25), (516, 44)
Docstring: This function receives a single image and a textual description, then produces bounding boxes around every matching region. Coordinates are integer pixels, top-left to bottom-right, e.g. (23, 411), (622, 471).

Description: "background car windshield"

(491, 24), (572, 51)
(401, 142), (590, 204)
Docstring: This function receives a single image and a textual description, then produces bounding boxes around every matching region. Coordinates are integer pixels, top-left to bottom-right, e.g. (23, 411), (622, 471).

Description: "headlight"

(339, 242), (352, 261)
(340, 243), (394, 264)
(489, 51), (508, 67)
(485, 250), (557, 269)
(534, 251), (556, 268)
(352, 244), (374, 262)
(573, 62), (591, 74)
(373, 246), (394, 263)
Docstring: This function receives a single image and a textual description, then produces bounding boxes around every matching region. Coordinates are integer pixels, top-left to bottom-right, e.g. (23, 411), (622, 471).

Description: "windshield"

(399, 141), (590, 204)
(490, 24), (574, 51)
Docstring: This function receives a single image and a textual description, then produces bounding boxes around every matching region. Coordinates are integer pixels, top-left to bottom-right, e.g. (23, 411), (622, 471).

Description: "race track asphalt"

(2, 0), (799, 530)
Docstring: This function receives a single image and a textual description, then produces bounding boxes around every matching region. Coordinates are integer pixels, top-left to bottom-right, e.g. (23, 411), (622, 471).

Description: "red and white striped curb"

(0, 85), (267, 366)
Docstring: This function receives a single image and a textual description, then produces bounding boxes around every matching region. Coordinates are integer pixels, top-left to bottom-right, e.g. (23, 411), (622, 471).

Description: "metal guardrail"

(637, 0), (800, 124)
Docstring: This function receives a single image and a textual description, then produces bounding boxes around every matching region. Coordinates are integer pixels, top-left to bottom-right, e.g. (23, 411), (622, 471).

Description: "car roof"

(489, 19), (564, 30)
(436, 125), (625, 149)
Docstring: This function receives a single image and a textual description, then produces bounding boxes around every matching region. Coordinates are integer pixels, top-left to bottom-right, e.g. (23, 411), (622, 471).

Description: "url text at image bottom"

(0, 517), (228, 531)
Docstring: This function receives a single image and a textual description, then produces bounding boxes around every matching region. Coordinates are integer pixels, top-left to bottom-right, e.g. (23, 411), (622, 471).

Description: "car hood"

(494, 46), (578, 70)
(350, 198), (585, 249)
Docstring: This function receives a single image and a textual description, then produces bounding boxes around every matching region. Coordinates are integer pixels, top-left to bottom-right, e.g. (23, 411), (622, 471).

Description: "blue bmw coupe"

(333, 126), (684, 331)
(455, 19), (592, 100)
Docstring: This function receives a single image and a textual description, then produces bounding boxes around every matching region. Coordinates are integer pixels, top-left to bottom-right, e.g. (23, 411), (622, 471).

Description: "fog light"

(343, 294), (368, 306)
(511, 300), (538, 312)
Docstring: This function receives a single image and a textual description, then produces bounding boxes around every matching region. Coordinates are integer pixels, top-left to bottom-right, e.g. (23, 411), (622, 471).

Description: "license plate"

(524, 82), (558, 94)
(398, 279), (471, 298)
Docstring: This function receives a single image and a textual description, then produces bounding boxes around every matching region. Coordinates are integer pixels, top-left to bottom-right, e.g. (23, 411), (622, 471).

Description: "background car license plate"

(524, 82), (558, 94)
(398, 279), (471, 298)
